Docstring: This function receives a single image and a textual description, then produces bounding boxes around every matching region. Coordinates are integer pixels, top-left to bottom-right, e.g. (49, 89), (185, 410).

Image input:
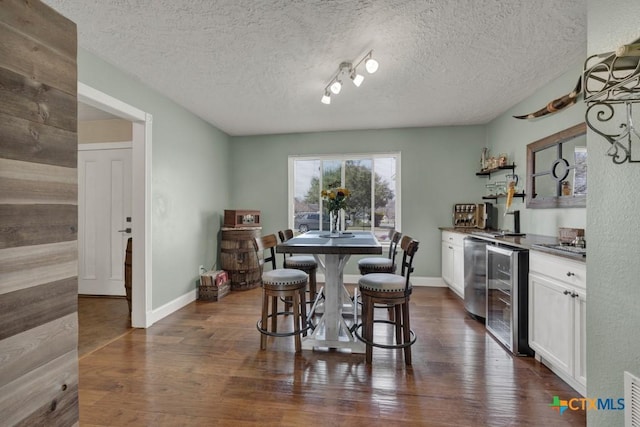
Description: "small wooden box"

(558, 227), (585, 244)
(199, 270), (231, 301)
(224, 209), (261, 228)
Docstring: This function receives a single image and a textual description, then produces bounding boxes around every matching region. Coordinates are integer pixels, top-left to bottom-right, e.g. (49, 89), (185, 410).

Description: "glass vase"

(330, 210), (342, 235)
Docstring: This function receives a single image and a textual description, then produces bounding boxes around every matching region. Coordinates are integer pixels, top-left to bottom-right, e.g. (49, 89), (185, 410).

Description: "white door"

(78, 144), (132, 295)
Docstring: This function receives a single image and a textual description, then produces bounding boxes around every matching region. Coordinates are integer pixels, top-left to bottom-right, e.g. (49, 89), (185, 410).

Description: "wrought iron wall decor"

(583, 40), (640, 164)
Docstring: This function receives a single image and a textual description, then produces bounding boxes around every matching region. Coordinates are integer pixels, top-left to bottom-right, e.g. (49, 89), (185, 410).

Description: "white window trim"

(288, 152), (401, 240)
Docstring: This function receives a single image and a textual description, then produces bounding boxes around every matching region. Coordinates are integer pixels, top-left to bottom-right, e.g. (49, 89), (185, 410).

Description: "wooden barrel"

(124, 238), (132, 315)
(220, 227), (262, 291)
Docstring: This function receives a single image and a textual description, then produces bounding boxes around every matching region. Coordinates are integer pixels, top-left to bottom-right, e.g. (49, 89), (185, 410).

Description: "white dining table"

(276, 230), (382, 352)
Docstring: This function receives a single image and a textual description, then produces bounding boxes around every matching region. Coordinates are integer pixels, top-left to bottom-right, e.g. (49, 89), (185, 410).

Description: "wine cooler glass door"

(486, 245), (515, 352)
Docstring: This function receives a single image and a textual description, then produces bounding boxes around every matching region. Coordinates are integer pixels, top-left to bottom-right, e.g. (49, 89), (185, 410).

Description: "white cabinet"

(529, 251), (586, 396)
(441, 231), (465, 298)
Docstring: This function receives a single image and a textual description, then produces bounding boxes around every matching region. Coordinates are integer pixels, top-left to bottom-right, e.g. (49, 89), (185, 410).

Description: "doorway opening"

(77, 83), (152, 330)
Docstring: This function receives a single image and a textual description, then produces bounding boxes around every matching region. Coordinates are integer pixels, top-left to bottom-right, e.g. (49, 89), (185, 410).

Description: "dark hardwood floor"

(78, 295), (132, 359)
(78, 287), (585, 426)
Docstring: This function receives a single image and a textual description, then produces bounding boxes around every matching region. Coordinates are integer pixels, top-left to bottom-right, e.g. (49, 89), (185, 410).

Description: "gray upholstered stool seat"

(283, 255), (317, 269)
(358, 272), (411, 293)
(262, 268), (308, 288)
(358, 230), (401, 275)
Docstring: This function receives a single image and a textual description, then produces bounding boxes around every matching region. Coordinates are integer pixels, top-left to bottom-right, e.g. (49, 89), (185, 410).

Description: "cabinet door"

(528, 272), (574, 376)
(451, 243), (465, 298)
(574, 290), (587, 389)
(441, 241), (454, 286)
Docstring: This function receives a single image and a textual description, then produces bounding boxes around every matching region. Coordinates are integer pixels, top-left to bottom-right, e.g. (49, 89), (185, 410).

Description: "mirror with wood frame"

(526, 123), (587, 208)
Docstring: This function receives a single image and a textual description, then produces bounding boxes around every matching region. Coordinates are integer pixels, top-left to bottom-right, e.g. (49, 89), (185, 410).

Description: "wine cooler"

(485, 245), (533, 356)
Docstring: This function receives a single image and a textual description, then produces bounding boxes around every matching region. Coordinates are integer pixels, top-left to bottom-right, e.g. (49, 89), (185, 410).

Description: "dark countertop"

(439, 227), (586, 262)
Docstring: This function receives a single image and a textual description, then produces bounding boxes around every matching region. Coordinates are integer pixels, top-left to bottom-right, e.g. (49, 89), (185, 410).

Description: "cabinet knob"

(566, 271), (575, 277)
(563, 290), (571, 295)
(571, 292), (579, 298)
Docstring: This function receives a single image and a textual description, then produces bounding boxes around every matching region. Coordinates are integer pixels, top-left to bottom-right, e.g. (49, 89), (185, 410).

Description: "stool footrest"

(256, 311), (311, 338)
(352, 320), (416, 350)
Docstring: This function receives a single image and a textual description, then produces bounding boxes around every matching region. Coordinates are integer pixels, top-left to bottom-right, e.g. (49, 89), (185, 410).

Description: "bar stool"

(278, 229), (319, 302)
(354, 236), (419, 364)
(357, 229), (402, 275)
(254, 234), (309, 352)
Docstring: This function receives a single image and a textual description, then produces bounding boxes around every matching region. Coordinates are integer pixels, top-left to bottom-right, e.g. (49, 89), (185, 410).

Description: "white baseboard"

(147, 276), (447, 326)
(148, 289), (197, 326)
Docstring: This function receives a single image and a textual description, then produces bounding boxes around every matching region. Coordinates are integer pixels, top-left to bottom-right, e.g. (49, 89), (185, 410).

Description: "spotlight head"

(365, 57), (379, 74)
(321, 91), (331, 105)
(351, 70), (364, 87)
(330, 79), (342, 94)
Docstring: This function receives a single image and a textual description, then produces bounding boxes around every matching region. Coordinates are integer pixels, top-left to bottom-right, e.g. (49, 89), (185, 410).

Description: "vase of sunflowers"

(321, 186), (350, 235)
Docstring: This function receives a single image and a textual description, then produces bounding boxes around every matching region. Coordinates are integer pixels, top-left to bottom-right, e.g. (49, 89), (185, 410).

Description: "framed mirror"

(526, 123), (587, 208)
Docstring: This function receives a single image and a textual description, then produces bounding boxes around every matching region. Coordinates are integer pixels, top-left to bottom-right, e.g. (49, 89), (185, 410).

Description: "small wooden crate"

(224, 209), (261, 228)
(199, 270), (230, 301)
(558, 227), (585, 244)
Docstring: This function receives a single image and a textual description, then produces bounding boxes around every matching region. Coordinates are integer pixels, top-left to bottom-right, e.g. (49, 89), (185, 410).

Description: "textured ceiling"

(43, 0), (586, 136)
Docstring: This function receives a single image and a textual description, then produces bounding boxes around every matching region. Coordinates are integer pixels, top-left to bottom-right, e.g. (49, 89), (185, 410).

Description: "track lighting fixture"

(321, 50), (378, 104)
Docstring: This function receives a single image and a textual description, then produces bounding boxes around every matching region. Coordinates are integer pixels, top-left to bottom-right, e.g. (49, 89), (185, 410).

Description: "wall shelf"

(476, 164), (516, 178)
(483, 193), (526, 201)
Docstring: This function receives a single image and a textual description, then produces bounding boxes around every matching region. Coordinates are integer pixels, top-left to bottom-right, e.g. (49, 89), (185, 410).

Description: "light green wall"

(230, 127), (487, 276)
(78, 49), (231, 309)
(486, 65), (587, 234)
(586, 2), (640, 426)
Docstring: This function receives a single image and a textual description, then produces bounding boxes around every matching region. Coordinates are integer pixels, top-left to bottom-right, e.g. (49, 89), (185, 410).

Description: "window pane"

(344, 159), (372, 231)
(373, 157), (396, 241)
(289, 154), (399, 241)
(293, 160), (321, 233)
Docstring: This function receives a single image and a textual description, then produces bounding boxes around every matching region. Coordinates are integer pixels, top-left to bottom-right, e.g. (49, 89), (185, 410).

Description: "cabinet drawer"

(442, 230), (465, 246)
(530, 251), (586, 289)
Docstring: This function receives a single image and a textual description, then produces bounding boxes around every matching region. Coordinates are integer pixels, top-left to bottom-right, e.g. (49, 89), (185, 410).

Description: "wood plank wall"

(0, 1), (79, 425)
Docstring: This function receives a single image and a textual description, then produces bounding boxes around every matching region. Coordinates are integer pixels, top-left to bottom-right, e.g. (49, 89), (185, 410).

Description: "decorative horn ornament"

(513, 77), (582, 119)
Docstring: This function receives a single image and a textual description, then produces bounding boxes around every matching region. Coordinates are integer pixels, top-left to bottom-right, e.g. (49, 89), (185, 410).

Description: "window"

(288, 153), (400, 241)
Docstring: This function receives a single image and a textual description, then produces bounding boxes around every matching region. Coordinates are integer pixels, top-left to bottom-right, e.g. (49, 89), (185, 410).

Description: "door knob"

(118, 228), (132, 233)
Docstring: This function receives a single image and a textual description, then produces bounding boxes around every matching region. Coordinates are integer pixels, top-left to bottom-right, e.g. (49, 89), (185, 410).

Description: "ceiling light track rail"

(321, 50), (378, 105)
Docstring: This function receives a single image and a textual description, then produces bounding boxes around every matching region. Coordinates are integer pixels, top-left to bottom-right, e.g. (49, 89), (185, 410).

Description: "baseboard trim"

(148, 289), (197, 326)
(148, 276), (448, 325)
